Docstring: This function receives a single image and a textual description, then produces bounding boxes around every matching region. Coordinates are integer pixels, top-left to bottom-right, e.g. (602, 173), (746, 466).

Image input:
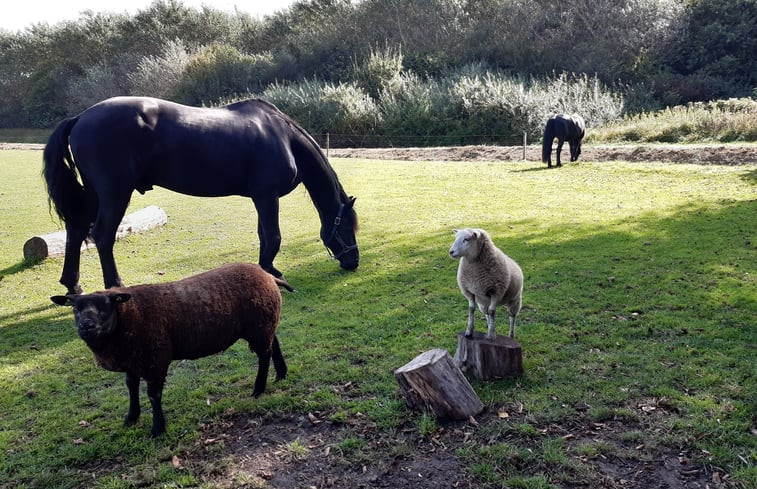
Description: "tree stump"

(23, 206), (168, 261)
(394, 348), (484, 420)
(454, 331), (523, 380)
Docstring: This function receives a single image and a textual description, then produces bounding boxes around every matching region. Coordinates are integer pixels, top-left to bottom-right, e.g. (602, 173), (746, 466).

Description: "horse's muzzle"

(338, 253), (359, 271)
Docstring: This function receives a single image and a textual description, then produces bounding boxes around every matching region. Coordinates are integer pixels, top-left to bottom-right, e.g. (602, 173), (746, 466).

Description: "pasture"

(0, 149), (754, 488)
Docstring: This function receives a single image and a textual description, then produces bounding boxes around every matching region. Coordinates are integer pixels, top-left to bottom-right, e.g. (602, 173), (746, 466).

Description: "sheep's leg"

(146, 380), (166, 437)
(486, 308), (497, 340)
(252, 350), (272, 397)
(465, 297), (476, 337)
(508, 315), (516, 338)
(124, 372), (141, 426)
(271, 335), (287, 381)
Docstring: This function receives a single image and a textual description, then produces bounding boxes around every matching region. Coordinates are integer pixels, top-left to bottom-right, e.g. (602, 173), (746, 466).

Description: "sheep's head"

(449, 228), (483, 259)
(51, 292), (131, 342)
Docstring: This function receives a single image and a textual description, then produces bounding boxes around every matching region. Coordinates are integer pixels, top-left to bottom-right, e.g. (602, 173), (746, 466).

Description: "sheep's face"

(449, 228), (481, 259)
(51, 293), (131, 342)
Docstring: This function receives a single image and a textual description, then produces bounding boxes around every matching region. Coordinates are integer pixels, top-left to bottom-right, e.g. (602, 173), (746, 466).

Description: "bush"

(128, 40), (191, 99)
(352, 45), (404, 100)
(254, 79), (379, 146)
(174, 44), (275, 105)
(588, 98), (757, 143)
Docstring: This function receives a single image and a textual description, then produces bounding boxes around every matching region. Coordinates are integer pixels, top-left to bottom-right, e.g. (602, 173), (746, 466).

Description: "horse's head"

(322, 196), (359, 271)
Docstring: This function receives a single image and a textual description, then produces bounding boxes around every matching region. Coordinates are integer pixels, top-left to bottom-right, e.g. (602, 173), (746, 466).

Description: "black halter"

(325, 203), (358, 260)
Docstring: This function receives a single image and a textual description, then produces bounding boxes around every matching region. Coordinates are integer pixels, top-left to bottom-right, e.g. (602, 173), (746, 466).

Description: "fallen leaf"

(78, 420), (90, 427)
(172, 456), (181, 469)
(468, 416), (479, 426)
(497, 410), (509, 419)
(72, 438), (84, 445)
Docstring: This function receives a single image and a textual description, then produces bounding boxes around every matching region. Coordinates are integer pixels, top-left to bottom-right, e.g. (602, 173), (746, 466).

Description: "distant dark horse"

(541, 114), (585, 168)
(44, 96), (359, 294)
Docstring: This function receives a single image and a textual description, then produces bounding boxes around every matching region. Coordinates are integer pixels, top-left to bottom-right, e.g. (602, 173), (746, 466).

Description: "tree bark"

(394, 348), (484, 420)
(23, 206), (168, 261)
(454, 331), (523, 380)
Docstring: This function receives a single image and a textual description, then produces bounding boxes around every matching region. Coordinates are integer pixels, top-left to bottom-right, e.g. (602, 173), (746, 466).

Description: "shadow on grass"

(0, 258), (41, 280)
(740, 168), (757, 185)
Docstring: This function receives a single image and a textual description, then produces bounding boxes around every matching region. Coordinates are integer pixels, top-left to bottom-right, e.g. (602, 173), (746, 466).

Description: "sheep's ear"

(50, 295), (73, 306)
(112, 293), (131, 304)
(470, 230), (479, 240)
(453, 228), (459, 234)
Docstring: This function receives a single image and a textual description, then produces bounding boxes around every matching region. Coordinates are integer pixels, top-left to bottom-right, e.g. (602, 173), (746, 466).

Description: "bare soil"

(329, 143), (757, 165)
(5, 142), (757, 165)
(175, 404), (730, 488)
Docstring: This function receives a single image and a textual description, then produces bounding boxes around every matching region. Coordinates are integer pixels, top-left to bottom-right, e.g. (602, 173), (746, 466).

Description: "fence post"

(326, 132), (330, 158)
(523, 131), (527, 161)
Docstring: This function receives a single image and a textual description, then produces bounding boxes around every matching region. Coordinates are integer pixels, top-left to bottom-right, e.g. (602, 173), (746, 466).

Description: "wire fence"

(311, 132), (531, 149)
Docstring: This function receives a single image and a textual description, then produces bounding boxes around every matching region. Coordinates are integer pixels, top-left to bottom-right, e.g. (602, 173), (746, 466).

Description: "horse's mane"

(227, 98), (358, 232)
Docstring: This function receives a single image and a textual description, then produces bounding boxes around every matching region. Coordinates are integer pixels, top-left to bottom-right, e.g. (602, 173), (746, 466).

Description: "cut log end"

(454, 331), (523, 380)
(394, 348), (484, 421)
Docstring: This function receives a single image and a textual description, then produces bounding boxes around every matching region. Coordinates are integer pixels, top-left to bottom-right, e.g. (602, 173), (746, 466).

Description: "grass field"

(0, 149), (755, 488)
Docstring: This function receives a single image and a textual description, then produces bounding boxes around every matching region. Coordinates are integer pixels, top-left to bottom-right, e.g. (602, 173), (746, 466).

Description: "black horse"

(44, 96), (359, 294)
(541, 114), (585, 168)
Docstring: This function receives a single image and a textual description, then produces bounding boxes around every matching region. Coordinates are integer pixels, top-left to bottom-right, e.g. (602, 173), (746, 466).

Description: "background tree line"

(0, 0), (754, 144)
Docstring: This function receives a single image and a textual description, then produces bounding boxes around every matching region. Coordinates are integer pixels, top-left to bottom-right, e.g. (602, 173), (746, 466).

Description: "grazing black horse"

(541, 114), (585, 168)
(44, 96), (359, 294)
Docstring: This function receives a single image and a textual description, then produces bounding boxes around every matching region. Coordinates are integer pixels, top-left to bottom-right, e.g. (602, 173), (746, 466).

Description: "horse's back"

(67, 96), (301, 198)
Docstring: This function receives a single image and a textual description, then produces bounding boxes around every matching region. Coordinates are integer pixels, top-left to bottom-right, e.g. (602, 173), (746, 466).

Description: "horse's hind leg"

(60, 221), (89, 295)
(91, 194), (130, 289)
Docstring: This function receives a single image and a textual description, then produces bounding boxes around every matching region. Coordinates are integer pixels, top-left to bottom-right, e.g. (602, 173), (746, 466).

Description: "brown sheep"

(51, 263), (292, 436)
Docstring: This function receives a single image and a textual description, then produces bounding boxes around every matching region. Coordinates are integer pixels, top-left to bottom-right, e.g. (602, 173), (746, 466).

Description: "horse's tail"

(542, 119), (555, 163)
(43, 117), (88, 224)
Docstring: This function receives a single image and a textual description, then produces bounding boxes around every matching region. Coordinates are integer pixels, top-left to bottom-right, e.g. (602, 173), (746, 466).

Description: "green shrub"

(174, 44), (275, 105)
(589, 98), (757, 143)
(352, 45), (404, 100)
(255, 79), (378, 145)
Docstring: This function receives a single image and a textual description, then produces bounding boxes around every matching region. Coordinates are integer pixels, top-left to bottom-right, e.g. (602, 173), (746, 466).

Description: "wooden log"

(394, 348), (484, 421)
(23, 206), (168, 261)
(454, 331), (523, 380)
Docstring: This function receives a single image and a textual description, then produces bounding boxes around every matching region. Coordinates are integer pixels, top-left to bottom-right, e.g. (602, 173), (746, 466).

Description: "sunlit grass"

(0, 149), (755, 487)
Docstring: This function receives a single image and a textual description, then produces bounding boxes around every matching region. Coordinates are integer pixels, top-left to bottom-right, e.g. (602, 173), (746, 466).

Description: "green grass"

(1, 149), (755, 487)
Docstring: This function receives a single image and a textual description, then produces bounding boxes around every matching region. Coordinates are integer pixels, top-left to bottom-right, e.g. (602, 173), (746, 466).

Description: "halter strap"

(325, 203), (357, 260)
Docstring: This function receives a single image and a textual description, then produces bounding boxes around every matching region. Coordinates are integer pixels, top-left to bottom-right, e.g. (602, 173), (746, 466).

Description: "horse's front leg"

(253, 196), (283, 277)
(569, 141), (578, 162)
(555, 139), (564, 167)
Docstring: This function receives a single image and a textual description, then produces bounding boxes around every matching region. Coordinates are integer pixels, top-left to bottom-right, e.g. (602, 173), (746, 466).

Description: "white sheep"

(449, 228), (523, 340)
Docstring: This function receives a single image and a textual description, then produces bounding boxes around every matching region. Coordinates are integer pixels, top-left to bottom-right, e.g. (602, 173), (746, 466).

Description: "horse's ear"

(347, 196), (356, 208)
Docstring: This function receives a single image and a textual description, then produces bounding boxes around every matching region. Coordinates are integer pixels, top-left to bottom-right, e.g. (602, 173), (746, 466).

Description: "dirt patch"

(173, 406), (731, 489)
(6, 142), (757, 165)
(329, 144), (757, 165)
